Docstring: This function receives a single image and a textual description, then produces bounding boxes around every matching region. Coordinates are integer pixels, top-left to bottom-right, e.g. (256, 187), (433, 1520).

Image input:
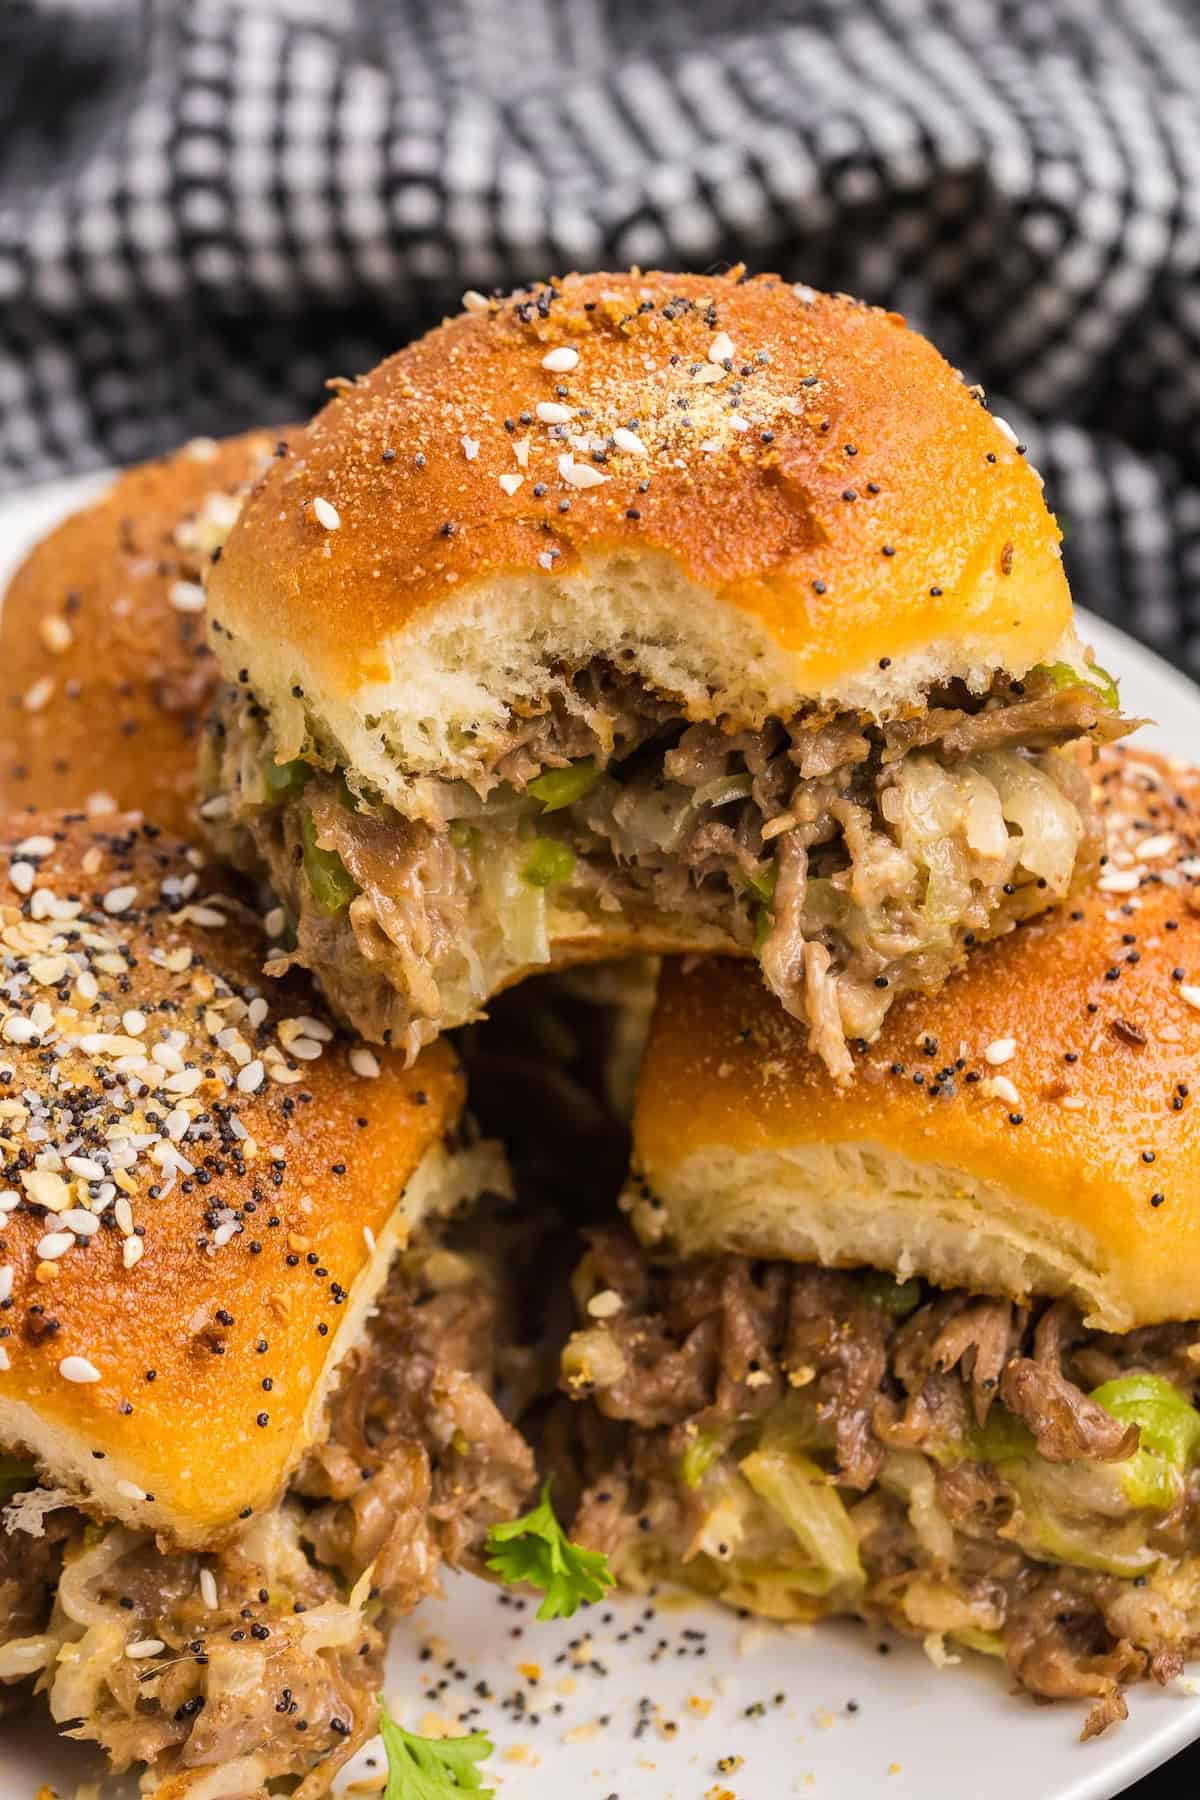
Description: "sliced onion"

(561, 1326), (630, 1392)
(687, 1472), (753, 1563)
(0, 1634), (57, 1678)
(977, 749), (1081, 894)
(481, 845), (550, 964)
(298, 1600), (365, 1652)
(893, 754), (965, 844)
(739, 1447), (864, 1596)
(164, 1758), (271, 1800)
(961, 768), (1010, 861)
(881, 1451), (957, 1566)
(610, 779), (700, 855)
(694, 773), (754, 809)
(55, 1524), (142, 1626)
(47, 1622), (127, 1725)
(901, 1576), (1001, 1636)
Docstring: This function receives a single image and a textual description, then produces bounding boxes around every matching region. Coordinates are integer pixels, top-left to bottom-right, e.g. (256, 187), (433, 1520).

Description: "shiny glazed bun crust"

(628, 747), (1200, 1332)
(0, 431), (279, 840)
(206, 270), (1076, 803)
(0, 811), (479, 1546)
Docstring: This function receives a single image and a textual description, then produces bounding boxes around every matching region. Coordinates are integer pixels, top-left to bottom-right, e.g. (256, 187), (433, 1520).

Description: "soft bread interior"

(255, 549), (1087, 809)
(625, 1140), (1123, 1331)
(0, 1137), (509, 1550)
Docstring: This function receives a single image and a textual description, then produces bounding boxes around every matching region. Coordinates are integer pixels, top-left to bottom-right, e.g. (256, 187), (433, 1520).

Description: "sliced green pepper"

(745, 863), (778, 907)
(264, 758), (312, 800)
(681, 1429), (726, 1491)
(522, 838), (577, 888)
(1034, 659), (1120, 710)
(1091, 1373), (1200, 1510)
(528, 758), (600, 814)
(861, 1270), (924, 1316)
(966, 1406), (1036, 1465)
(301, 812), (359, 914)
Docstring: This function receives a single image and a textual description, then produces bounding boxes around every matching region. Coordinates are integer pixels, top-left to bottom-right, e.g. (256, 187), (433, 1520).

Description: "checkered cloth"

(2, 0), (1199, 672)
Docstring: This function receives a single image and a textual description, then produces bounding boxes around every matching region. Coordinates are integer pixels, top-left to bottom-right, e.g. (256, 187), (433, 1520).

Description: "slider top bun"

(0, 810), (469, 1547)
(629, 746), (1200, 1333)
(0, 430), (278, 841)
(207, 268), (1078, 804)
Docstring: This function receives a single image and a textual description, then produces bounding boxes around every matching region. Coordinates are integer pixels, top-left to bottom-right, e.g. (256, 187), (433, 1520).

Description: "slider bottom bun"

(0, 1220), (536, 1793)
(560, 1228), (1200, 1737)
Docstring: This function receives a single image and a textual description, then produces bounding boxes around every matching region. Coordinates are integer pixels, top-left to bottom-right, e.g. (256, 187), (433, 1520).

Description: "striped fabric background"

(0, 0), (1198, 670)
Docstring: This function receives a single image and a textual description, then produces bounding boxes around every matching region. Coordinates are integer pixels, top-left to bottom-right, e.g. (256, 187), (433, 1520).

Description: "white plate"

(0, 474), (1197, 1800)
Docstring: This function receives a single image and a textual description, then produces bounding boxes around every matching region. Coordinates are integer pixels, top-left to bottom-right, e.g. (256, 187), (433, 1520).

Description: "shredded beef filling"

(0, 1239), (536, 1794)
(209, 661), (1122, 1070)
(558, 1229), (1200, 1738)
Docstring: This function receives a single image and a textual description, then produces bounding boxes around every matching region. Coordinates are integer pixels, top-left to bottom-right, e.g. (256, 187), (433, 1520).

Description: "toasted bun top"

(0, 431), (278, 841)
(0, 811), (468, 1545)
(630, 747), (1200, 1331)
(207, 271), (1076, 783)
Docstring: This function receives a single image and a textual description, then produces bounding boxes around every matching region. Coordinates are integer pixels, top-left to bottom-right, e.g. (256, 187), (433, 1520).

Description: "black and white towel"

(1, 0), (1198, 671)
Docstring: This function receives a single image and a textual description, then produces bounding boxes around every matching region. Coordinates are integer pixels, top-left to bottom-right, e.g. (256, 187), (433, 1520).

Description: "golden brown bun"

(206, 270), (1078, 805)
(0, 811), (485, 1546)
(628, 746), (1200, 1331)
(0, 431), (281, 841)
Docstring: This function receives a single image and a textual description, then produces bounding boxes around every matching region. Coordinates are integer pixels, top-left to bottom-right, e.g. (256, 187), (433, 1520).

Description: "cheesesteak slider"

(0, 430), (279, 842)
(562, 746), (1200, 1734)
(203, 270), (1126, 1076)
(0, 812), (533, 1792)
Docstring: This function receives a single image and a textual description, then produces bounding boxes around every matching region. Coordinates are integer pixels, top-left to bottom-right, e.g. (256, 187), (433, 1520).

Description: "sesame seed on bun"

(0, 808), (487, 1547)
(208, 270), (1079, 795)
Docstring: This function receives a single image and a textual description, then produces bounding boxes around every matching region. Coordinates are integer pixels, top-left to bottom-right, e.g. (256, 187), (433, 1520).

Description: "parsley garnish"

(379, 1699), (494, 1797)
(485, 1479), (615, 1620)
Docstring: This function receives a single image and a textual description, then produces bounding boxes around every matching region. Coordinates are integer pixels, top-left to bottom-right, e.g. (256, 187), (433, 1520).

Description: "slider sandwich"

(0, 430), (280, 842)
(561, 746), (1200, 1734)
(0, 811), (535, 1793)
(203, 269), (1127, 1077)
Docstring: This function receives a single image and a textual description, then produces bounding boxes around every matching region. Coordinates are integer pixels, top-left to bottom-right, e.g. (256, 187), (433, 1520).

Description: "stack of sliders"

(0, 263), (1188, 1786)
